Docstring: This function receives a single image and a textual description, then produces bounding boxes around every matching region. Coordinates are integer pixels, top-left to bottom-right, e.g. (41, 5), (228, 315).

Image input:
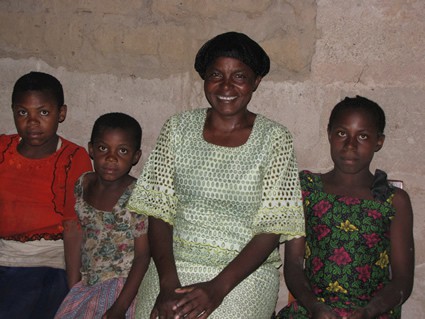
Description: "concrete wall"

(0, 0), (423, 316)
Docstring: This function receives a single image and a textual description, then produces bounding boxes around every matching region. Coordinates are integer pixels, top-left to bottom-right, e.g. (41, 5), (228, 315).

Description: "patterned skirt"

(54, 277), (136, 319)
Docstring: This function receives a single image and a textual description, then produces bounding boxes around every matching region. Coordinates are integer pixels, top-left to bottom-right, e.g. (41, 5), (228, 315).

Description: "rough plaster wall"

(0, 0), (424, 316)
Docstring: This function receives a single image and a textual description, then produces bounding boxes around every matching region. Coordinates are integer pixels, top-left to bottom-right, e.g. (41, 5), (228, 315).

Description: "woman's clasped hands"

(151, 280), (225, 319)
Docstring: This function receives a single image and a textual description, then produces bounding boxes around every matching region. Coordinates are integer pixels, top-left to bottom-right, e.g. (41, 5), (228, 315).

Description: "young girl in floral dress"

(55, 113), (149, 319)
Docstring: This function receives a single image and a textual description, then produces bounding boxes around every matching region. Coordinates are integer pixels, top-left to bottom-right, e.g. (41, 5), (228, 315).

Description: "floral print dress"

(55, 172), (147, 319)
(277, 170), (401, 319)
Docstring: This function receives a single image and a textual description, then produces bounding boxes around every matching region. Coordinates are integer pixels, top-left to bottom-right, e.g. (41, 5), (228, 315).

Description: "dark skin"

(76, 128), (149, 319)
(149, 57), (280, 319)
(11, 90), (84, 287)
(284, 108), (414, 319)
(86, 128), (142, 211)
(12, 90), (66, 159)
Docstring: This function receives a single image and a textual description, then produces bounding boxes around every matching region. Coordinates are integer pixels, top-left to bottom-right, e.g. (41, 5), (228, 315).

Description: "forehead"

(13, 90), (57, 106)
(207, 56), (254, 72)
(333, 107), (377, 128)
(95, 127), (135, 143)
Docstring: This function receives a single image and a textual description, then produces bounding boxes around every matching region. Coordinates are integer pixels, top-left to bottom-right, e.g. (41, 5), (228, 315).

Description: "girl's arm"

(103, 232), (150, 318)
(63, 219), (83, 288)
(63, 146), (92, 288)
(149, 216), (182, 319)
(348, 188), (415, 319)
(172, 232), (280, 319)
(284, 237), (339, 319)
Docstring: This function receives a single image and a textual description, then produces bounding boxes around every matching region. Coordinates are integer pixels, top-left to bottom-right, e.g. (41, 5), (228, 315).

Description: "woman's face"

(203, 56), (262, 117)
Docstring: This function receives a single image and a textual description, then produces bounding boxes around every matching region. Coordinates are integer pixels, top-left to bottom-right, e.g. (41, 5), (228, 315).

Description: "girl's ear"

(375, 134), (385, 152)
(88, 142), (94, 159)
(58, 105), (67, 123)
(327, 128), (332, 143)
(132, 149), (142, 166)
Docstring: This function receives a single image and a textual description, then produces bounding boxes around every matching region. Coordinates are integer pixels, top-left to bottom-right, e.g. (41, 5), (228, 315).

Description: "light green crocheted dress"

(127, 108), (305, 319)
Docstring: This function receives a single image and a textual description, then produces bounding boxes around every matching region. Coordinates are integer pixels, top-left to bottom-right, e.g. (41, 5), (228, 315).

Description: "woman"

(127, 31), (305, 319)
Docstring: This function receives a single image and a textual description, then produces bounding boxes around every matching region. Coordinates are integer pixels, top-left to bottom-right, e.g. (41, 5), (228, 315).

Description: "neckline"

(314, 172), (386, 202)
(14, 136), (63, 161)
(199, 108), (260, 149)
(80, 172), (136, 213)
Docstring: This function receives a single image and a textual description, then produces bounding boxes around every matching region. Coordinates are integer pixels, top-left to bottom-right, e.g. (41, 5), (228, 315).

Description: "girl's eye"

(337, 131), (346, 137)
(17, 110), (27, 116)
(358, 134), (368, 140)
(40, 110), (49, 116)
(98, 145), (107, 152)
(119, 148), (129, 155)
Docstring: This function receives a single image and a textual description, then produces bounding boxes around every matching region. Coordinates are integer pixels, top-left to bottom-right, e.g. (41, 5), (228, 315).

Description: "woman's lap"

(136, 260), (279, 319)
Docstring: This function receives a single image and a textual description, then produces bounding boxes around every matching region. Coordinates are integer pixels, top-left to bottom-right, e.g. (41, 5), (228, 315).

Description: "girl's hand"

(310, 302), (341, 319)
(344, 307), (372, 319)
(172, 281), (224, 319)
(102, 305), (126, 319)
(150, 287), (183, 319)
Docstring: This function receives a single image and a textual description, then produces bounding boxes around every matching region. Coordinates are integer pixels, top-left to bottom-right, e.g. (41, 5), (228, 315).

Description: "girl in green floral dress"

(276, 96), (414, 319)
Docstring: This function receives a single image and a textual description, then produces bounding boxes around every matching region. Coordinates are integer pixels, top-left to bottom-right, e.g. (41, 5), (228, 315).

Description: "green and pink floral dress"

(277, 170), (401, 319)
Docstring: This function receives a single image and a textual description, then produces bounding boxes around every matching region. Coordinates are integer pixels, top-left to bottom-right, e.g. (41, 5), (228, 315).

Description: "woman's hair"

(194, 31), (270, 79)
(11, 71), (64, 107)
(327, 95), (386, 135)
(90, 112), (142, 150)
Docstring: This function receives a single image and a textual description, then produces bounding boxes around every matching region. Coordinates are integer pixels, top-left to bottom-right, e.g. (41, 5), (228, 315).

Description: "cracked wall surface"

(0, 0), (424, 316)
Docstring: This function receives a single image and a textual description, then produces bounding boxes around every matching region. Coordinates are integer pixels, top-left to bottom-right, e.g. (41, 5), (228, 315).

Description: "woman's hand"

(172, 281), (224, 319)
(150, 287), (184, 319)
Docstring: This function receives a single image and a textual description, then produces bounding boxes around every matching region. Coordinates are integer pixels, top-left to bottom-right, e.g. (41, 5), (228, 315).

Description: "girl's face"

(328, 108), (385, 175)
(12, 90), (66, 157)
(203, 56), (262, 117)
(89, 128), (141, 183)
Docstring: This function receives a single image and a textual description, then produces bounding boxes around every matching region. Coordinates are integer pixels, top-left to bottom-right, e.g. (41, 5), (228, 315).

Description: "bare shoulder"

(392, 187), (412, 206)
(391, 187), (413, 220)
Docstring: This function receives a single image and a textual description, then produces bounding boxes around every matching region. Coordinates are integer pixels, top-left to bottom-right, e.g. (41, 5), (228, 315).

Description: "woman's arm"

(173, 232), (280, 319)
(348, 188), (415, 319)
(103, 232), (150, 318)
(149, 216), (182, 319)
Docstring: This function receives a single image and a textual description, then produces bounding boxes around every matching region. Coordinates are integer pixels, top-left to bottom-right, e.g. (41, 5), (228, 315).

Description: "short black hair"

(90, 112), (142, 150)
(328, 95), (386, 135)
(194, 31), (270, 80)
(11, 71), (64, 107)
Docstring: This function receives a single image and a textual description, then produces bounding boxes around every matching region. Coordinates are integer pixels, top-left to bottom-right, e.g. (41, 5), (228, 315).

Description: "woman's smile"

(216, 95), (237, 101)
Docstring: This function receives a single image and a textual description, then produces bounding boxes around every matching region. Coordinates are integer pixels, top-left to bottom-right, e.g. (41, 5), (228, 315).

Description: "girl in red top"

(0, 71), (92, 319)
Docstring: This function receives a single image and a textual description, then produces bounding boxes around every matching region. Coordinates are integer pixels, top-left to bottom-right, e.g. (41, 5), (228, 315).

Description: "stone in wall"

(0, 0), (317, 81)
